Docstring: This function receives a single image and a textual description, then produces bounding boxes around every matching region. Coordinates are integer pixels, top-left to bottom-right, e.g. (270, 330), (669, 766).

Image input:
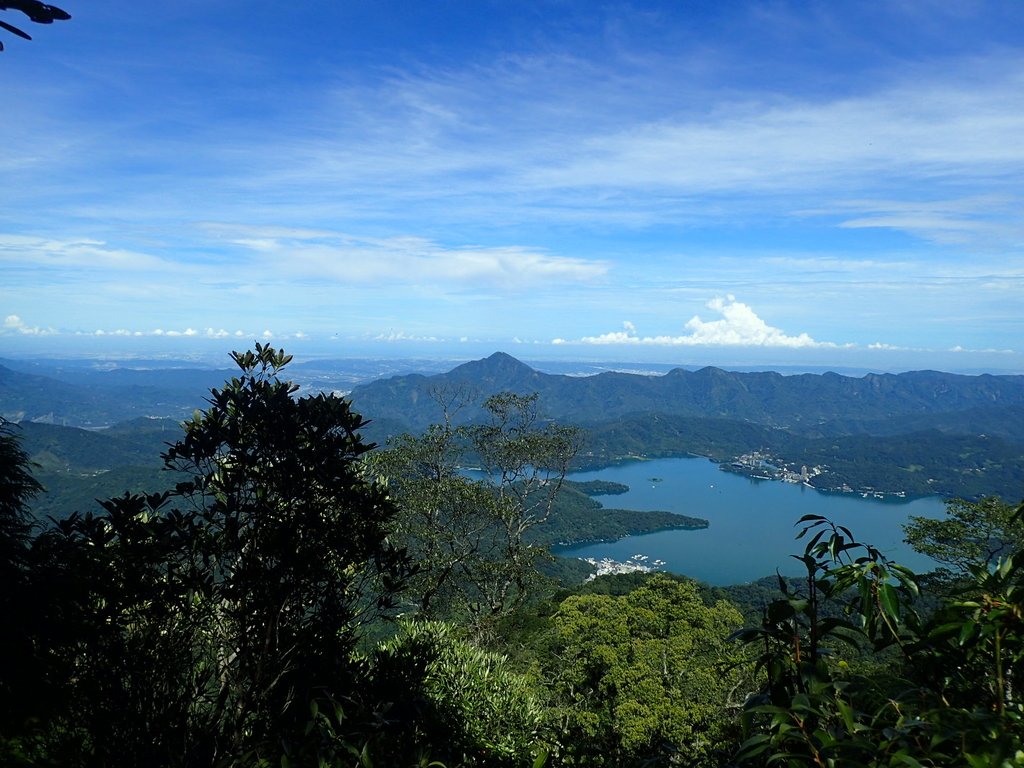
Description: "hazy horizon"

(2, 338), (1021, 378)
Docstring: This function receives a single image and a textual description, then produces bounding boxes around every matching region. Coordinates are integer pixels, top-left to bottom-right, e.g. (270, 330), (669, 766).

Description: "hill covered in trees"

(349, 352), (1024, 434)
(349, 352), (1024, 500)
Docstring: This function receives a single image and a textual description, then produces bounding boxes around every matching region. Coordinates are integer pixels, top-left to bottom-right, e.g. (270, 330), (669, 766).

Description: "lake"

(557, 457), (948, 585)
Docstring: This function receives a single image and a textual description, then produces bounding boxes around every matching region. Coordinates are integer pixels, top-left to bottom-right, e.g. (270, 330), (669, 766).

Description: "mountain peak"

(454, 351), (535, 375)
(486, 350), (530, 366)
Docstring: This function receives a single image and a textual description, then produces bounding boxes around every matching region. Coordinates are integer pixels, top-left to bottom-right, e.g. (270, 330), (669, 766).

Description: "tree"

(0, 418), (41, 567)
(374, 390), (580, 630)
(0, 419), (43, 755)
(13, 344), (411, 765)
(0, 2), (70, 51)
(369, 620), (549, 767)
(469, 393), (580, 621)
(904, 495), (1024, 575)
(547, 574), (745, 766)
(733, 512), (1024, 766)
(160, 343), (410, 759)
(374, 419), (495, 619)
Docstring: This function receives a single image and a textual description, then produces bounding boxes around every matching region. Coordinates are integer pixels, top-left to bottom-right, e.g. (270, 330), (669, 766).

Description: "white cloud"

(0, 235), (172, 272)
(38, 325), (309, 340)
(2, 314), (56, 335)
(867, 342), (906, 351)
(522, 62), (1024, 200)
(950, 345), (1016, 354)
(208, 225), (609, 290)
(820, 196), (1024, 247)
(567, 297), (842, 349)
(374, 331), (442, 343)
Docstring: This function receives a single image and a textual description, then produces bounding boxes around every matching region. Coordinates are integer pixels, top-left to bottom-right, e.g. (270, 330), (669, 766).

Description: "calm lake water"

(557, 457), (948, 585)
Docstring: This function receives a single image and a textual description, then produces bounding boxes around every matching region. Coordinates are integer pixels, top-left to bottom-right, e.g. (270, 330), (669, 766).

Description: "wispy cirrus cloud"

(209, 52), (1024, 239)
(816, 196), (1024, 248)
(0, 224), (607, 298)
(29, 46), (1021, 240)
(205, 224), (609, 289)
(0, 235), (172, 272)
(518, 64), (1024, 212)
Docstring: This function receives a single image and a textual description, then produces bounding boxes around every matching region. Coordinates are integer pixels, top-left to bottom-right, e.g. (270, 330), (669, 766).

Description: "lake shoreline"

(558, 456), (946, 585)
(576, 452), (942, 504)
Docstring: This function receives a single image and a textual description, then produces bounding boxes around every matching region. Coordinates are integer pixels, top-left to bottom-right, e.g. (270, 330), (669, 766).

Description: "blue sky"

(1, 0), (1023, 371)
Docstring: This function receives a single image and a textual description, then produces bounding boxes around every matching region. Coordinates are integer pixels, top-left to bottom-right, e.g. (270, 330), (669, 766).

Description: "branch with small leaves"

(0, 1), (70, 51)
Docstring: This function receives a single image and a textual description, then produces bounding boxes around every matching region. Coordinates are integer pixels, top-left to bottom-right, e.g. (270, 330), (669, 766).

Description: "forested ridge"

(580, 414), (1024, 500)
(351, 353), (1024, 501)
(3, 346), (1024, 766)
(350, 352), (1024, 434)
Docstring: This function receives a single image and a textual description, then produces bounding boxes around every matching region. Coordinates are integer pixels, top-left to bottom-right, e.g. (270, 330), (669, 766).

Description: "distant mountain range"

(347, 352), (1024, 501)
(3, 351), (1023, 502)
(0, 356), (460, 427)
(0, 360), (228, 426)
(348, 351), (1024, 438)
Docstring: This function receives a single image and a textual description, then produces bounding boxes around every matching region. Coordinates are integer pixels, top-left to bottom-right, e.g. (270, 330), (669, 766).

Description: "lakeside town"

(581, 554), (667, 580)
(722, 450), (908, 499)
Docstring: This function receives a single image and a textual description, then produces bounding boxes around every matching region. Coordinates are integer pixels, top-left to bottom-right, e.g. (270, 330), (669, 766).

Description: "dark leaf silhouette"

(0, 1), (71, 50)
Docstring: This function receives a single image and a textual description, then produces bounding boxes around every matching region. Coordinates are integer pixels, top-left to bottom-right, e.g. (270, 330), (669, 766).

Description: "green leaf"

(958, 620), (978, 645)
(878, 583), (900, 619)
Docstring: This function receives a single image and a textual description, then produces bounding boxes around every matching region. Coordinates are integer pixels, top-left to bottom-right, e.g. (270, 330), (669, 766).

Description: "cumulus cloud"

(2, 314), (56, 335)
(62, 326), (298, 340)
(564, 297), (841, 349)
